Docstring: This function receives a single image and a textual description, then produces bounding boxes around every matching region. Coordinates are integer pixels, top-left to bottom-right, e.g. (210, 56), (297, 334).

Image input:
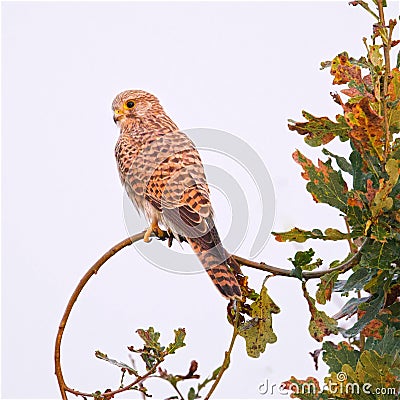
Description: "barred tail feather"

(188, 230), (242, 300)
(204, 261), (242, 300)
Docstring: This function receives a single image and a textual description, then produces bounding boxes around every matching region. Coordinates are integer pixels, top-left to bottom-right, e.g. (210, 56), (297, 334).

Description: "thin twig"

(65, 361), (161, 398)
(160, 380), (185, 400)
(204, 304), (240, 400)
(377, 0), (392, 161)
(171, 383), (185, 400)
(147, 374), (185, 400)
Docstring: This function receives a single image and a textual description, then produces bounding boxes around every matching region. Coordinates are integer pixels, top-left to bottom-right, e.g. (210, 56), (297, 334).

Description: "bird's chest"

(115, 131), (164, 205)
(115, 131), (166, 221)
(115, 132), (145, 191)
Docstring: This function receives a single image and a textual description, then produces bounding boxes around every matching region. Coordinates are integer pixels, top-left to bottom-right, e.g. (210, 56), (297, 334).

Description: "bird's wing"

(142, 130), (215, 237)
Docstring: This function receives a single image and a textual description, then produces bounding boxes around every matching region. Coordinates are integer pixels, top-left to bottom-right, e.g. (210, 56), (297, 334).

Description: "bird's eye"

(126, 101), (135, 109)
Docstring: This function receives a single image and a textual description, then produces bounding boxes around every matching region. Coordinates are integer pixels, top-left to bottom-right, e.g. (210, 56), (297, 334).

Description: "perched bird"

(112, 90), (241, 300)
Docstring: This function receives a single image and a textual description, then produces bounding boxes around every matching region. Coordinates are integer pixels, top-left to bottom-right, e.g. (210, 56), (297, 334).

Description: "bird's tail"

(187, 224), (242, 300)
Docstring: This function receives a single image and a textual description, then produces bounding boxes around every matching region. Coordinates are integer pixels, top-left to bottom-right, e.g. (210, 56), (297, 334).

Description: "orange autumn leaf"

(344, 97), (385, 160)
(330, 52), (362, 85)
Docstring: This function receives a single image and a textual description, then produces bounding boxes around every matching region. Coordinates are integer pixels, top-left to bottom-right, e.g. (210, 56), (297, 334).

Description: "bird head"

(112, 90), (163, 126)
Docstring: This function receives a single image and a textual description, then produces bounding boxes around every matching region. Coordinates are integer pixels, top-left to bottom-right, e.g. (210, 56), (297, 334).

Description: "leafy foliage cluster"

(94, 327), (223, 400)
(56, 1), (399, 399)
(275, 0), (400, 397)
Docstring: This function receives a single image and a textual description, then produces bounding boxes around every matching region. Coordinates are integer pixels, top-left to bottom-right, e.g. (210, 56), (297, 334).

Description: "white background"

(2, 1), (399, 399)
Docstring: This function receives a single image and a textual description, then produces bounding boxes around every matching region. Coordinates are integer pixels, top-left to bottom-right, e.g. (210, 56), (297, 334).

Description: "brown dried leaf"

(309, 348), (323, 371)
(344, 97), (385, 160)
(330, 52), (362, 85)
(302, 283), (338, 342)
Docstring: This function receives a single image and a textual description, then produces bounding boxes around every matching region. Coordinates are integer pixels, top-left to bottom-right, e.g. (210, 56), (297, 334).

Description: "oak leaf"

(344, 97), (385, 161)
(302, 284), (338, 342)
(330, 52), (363, 85)
(238, 286), (280, 358)
(288, 112), (350, 146)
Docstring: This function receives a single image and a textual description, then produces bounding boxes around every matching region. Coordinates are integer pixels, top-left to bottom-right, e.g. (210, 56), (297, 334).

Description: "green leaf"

(165, 328), (186, 354)
(293, 150), (349, 212)
(365, 327), (400, 355)
(350, 148), (371, 191)
(368, 44), (383, 68)
(322, 341), (360, 373)
(377, 302), (400, 332)
(188, 387), (196, 400)
(293, 150), (366, 230)
(363, 269), (393, 295)
(273, 227), (351, 243)
(322, 148), (353, 174)
(350, 147), (380, 192)
(288, 111), (350, 146)
(370, 158), (400, 219)
(136, 327), (163, 351)
(238, 286), (280, 358)
(289, 248), (322, 272)
(324, 228), (353, 241)
(302, 283), (338, 342)
(130, 327), (185, 370)
(293, 150), (364, 228)
(342, 350), (400, 400)
(316, 271), (339, 305)
(343, 290), (385, 337)
(273, 227), (322, 243)
(360, 239), (399, 269)
(370, 222), (392, 242)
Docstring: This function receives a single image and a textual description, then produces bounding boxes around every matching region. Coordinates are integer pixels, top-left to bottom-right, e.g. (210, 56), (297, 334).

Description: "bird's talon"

(154, 226), (164, 239)
(143, 227), (153, 243)
(144, 220), (164, 243)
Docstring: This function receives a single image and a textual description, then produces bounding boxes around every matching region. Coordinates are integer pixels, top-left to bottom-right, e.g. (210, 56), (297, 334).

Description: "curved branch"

(233, 239), (367, 280)
(156, 229), (366, 280)
(54, 231), (145, 400)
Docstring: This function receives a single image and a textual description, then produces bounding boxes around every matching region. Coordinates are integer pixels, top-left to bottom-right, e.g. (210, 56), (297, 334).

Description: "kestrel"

(112, 90), (241, 300)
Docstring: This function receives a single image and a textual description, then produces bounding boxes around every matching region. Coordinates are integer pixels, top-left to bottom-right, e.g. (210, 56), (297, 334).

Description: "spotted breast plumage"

(112, 90), (241, 300)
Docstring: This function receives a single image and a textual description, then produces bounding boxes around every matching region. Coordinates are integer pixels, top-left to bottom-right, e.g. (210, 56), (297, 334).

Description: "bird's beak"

(113, 109), (123, 124)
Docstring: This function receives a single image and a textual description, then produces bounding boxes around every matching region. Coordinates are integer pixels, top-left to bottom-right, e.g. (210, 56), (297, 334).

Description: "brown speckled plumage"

(112, 90), (241, 300)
